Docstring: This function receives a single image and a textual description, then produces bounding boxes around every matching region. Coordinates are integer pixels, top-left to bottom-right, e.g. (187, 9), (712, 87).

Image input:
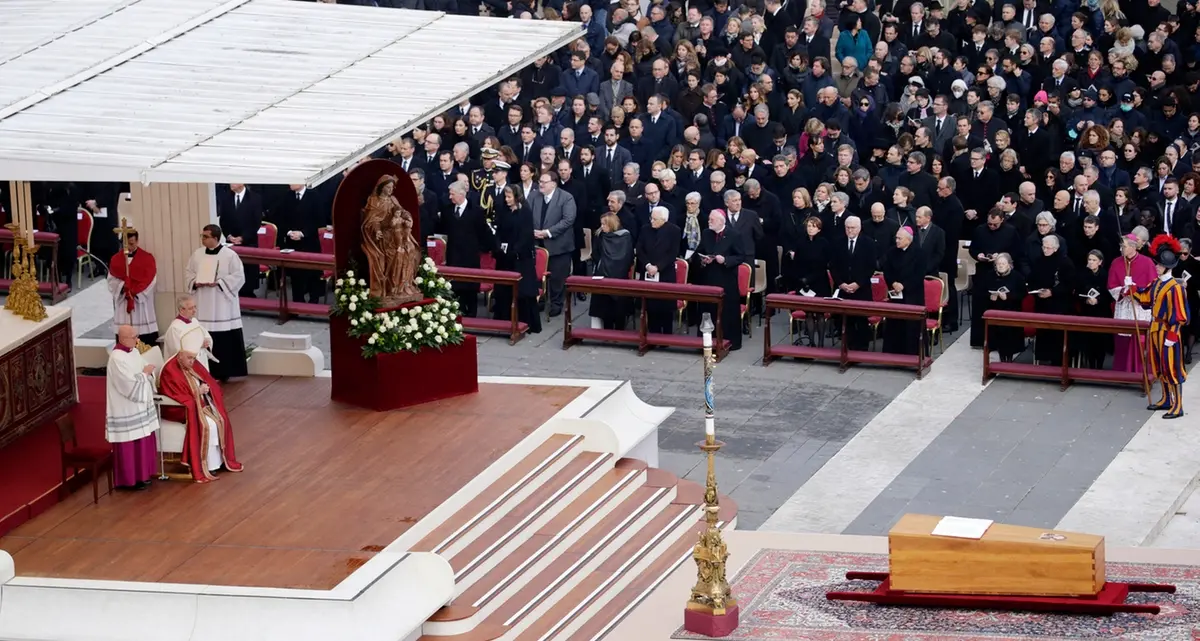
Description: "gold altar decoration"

(687, 313), (736, 616)
(4, 223), (48, 322)
(135, 340), (154, 354)
(360, 174), (422, 307)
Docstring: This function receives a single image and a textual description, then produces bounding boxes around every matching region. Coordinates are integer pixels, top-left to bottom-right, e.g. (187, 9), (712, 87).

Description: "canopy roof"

(0, 0), (579, 185)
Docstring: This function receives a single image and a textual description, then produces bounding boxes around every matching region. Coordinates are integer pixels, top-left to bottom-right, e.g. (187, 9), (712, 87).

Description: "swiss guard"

(1129, 234), (1190, 419)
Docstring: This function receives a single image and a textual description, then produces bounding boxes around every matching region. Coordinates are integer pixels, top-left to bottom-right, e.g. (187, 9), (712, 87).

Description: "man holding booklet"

(185, 224), (248, 382)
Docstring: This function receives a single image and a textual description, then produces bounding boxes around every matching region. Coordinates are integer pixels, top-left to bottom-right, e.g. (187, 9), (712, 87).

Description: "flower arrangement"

(331, 258), (464, 357)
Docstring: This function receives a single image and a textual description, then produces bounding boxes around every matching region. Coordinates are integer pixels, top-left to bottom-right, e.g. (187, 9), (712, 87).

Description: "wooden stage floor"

(0, 377), (582, 590)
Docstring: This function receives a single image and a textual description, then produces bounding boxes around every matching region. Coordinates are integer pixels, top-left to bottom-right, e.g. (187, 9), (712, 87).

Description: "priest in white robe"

(161, 295), (214, 372)
(106, 325), (161, 490)
(107, 231), (159, 345)
(186, 224), (248, 382)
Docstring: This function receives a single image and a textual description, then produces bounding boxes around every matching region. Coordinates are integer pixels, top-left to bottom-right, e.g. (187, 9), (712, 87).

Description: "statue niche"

(361, 174), (423, 307)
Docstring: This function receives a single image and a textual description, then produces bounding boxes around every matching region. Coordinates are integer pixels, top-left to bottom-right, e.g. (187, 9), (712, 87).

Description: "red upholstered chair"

(428, 237), (447, 266)
(923, 276), (945, 355)
(56, 414), (112, 504)
(1021, 296), (1037, 338)
(256, 223), (278, 296)
(319, 228), (335, 288)
(737, 262), (752, 336)
(479, 251), (497, 309)
(76, 208), (98, 283)
(674, 258), (689, 330)
(535, 247), (550, 306)
(868, 272), (888, 347)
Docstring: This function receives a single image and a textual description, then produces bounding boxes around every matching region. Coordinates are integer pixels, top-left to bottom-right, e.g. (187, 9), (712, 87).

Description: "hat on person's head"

(1151, 234), (1182, 269)
(908, 76), (925, 87)
(492, 160), (511, 171)
(1083, 89), (1098, 101)
(1033, 90), (1049, 104)
(586, 92), (600, 107)
(1121, 92), (1134, 102)
(481, 147), (500, 159)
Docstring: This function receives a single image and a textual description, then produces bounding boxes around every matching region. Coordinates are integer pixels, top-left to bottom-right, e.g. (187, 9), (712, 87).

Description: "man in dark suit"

(639, 95), (679, 163)
(440, 182), (496, 317)
(830, 215), (877, 350)
(515, 125), (542, 166)
(959, 148), (1002, 237)
(635, 58), (679, 108)
(576, 146), (609, 233)
(281, 184), (325, 304)
(528, 171), (578, 317)
(695, 210), (750, 350)
(636, 207), (682, 334)
(1157, 179), (1194, 238)
(722, 190), (763, 256)
(218, 184), (265, 297)
(934, 177), (966, 330)
(560, 51), (600, 99)
(899, 151), (939, 210)
(1014, 108), (1053, 179)
(914, 206), (945, 276)
(596, 126), (632, 190)
(922, 96), (955, 156)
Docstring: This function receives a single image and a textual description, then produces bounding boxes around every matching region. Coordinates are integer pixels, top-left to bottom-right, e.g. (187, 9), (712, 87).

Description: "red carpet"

(0, 376), (107, 536)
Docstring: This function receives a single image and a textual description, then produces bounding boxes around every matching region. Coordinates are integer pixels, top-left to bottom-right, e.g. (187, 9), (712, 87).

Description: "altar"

(0, 306), (76, 450)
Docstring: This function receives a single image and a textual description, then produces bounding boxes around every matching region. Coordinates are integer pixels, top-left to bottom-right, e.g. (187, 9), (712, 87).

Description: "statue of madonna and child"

(360, 174), (423, 307)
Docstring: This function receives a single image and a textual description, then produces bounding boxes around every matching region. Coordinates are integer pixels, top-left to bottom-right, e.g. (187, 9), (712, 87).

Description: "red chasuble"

(159, 357), (243, 482)
(109, 249), (157, 314)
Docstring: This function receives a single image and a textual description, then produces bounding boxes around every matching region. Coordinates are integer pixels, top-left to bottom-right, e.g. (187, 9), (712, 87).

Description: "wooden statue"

(360, 174), (422, 306)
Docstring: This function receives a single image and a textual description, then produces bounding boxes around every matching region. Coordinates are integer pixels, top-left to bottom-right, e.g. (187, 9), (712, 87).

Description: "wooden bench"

(440, 265), (528, 345)
(763, 294), (933, 378)
(231, 247), (334, 323)
(982, 310), (1145, 390)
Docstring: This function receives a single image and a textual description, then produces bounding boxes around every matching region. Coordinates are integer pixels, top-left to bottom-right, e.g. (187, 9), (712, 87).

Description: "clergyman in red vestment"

(159, 351), (244, 483)
(107, 231), (159, 345)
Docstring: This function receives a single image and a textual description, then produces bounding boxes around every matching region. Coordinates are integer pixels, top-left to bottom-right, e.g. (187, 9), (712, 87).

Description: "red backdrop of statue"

(329, 159), (478, 411)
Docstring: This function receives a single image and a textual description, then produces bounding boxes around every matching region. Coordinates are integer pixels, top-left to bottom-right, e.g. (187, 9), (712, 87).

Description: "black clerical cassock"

(881, 239), (926, 356)
(694, 223), (750, 350)
(636, 220), (681, 335)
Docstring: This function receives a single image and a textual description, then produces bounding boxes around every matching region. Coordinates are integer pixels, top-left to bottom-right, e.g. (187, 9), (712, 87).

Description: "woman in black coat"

(977, 252), (1027, 362)
(491, 185), (542, 334)
(1072, 249), (1113, 369)
(790, 216), (832, 297)
(1026, 235), (1075, 366)
(881, 227), (926, 356)
(590, 213), (635, 330)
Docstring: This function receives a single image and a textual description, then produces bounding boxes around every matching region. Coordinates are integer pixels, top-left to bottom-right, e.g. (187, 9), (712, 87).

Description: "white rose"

(350, 294), (358, 303)
(368, 336), (376, 345)
(351, 319), (359, 326)
(349, 302), (357, 312)
(454, 323), (463, 331)
(414, 332), (423, 339)
(405, 343), (412, 349)
(359, 279), (366, 286)
(435, 335), (443, 344)
(336, 279), (344, 287)
(347, 270), (355, 278)
(362, 312), (371, 321)
(439, 278), (448, 286)
(422, 312), (432, 320)
(415, 276), (424, 285)
(424, 257), (433, 266)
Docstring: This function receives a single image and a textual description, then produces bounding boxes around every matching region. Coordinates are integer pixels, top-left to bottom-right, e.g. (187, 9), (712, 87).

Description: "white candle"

(705, 417), (715, 437)
(702, 332), (712, 349)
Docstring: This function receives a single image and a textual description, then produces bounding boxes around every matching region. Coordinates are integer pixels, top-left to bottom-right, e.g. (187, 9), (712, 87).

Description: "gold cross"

(113, 217), (137, 251)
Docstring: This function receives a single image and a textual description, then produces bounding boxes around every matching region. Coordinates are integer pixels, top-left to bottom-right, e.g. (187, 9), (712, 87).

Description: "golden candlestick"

(4, 223), (48, 322)
(687, 312), (736, 619)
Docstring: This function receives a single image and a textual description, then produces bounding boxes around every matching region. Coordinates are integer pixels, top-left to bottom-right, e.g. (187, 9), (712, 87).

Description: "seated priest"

(161, 295), (214, 371)
(158, 350), (244, 483)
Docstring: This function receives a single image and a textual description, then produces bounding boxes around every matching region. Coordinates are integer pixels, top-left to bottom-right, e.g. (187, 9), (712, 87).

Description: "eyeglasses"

(860, 102), (870, 107)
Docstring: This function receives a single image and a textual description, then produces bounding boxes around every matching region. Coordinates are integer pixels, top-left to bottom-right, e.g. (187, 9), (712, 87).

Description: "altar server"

(105, 325), (161, 491)
(159, 350), (244, 483)
(161, 295), (214, 372)
(1129, 235), (1190, 419)
(107, 230), (158, 345)
(185, 224), (248, 382)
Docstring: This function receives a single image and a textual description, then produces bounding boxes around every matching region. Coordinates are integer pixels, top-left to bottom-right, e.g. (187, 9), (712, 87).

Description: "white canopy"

(0, 0), (580, 185)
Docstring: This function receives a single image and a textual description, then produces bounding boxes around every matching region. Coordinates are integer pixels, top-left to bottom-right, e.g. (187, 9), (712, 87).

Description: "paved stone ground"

(844, 378), (1150, 535)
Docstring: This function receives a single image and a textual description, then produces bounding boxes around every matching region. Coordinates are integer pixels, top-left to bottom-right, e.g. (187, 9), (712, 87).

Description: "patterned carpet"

(673, 550), (1200, 640)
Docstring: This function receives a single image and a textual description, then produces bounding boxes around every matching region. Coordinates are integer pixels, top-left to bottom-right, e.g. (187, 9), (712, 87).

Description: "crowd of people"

(6, 0), (1200, 366)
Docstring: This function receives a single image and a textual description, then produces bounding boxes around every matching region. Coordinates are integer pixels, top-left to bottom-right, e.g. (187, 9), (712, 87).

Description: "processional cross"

(113, 217), (137, 255)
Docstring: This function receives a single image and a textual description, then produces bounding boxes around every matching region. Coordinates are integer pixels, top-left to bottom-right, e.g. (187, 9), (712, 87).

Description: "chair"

(56, 414), (113, 504)
(479, 251), (497, 309)
(868, 272), (889, 348)
(580, 229), (593, 263)
(923, 276), (945, 355)
(76, 208), (101, 283)
(674, 257), (689, 330)
(752, 259), (768, 326)
(737, 262), (752, 337)
(957, 242), (976, 325)
(427, 236), (447, 265)
(535, 246), (550, 308)
(258, 222), (278, 295)
(319, 229), (335, 297)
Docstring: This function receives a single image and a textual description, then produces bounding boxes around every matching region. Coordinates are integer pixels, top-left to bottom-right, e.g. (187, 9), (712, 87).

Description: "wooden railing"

(0, 229), (69, 302)
(231, 247), (527, 343)
(562, 276), (731, 361)
(982, 310), (1144, 390)
(762, 294), (933, 378)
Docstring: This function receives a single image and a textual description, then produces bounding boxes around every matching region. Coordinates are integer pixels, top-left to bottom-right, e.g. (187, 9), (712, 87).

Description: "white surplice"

(162, 317), (214, 371)
(201, 413), (223, 471)
(185, 246), (246, 332)
(107, 272), (158, 336)
(105, 348), (161, 444)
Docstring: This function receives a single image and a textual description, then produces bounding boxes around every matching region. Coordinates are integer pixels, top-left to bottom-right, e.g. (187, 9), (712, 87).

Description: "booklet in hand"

(826, 289), (841, 300)
(1078, 287), (1100, 298)
(887, 290), (903, 300)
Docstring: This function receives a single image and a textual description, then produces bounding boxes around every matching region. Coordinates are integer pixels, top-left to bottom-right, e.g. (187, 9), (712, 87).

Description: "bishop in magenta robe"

(1107, 236), (1157, 373)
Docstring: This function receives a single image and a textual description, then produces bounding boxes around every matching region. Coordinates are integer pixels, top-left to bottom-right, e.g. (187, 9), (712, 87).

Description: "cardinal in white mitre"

(161, 294), (213, 371)
(185, 224), (248, 382)
(105, 325), (161, 491)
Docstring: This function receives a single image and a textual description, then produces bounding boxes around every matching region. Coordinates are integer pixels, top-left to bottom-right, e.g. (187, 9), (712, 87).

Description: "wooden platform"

(0, 377), (582, 590)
